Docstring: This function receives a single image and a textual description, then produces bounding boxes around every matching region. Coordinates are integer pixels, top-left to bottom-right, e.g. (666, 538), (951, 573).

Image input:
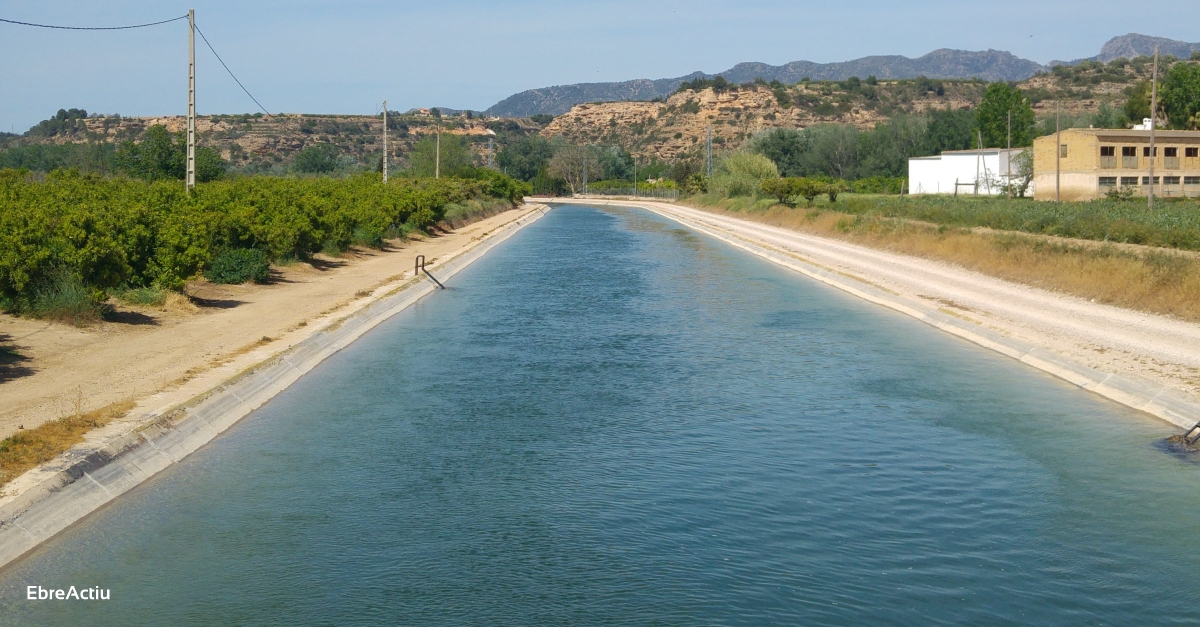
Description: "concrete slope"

(558, 198), (1200, 431)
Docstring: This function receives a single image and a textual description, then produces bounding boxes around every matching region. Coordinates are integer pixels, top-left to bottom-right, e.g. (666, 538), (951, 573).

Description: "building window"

(1099, 177), (1117, 187)
(1165, 147), (1180, 169)
(1142, 176), (1160, 185)
(1186, 176), (1200, 185)
(1121, 176), (1140, 186)
(1142, 147), (1158, 157)
(1100, 146), (1116, 168)
(1122, 146), (1138, 168)
(1188, 147), (1199, 158)
(1060, 144), (1068, 158)
(1163, 176), (1181, 185)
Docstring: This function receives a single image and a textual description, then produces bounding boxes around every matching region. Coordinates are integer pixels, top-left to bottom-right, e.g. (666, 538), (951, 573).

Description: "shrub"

(1105, 185), (1136, 201)
(710, 151), (778, 198)
(761, 177), (800, 206)
(0, 170), (523, 310)
(204, 249), (270, 284)
(824, 179), (850, 202)
(28, 272), (107, 325)
(795, 178), (824, 204)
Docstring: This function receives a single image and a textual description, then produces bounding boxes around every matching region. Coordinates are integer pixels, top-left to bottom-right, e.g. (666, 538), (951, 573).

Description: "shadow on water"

(0, 333), (35, 383)
(1153, 437), (1200, 463)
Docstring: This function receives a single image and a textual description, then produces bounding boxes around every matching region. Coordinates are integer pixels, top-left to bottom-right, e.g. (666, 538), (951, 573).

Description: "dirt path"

(581, 199), (1200, 406)
(0, 207), (541, 440)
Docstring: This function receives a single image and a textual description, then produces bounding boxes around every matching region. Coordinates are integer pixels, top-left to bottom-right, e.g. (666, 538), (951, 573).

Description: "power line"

(0, 15), (187, 30)
(193, 23), (274, 119)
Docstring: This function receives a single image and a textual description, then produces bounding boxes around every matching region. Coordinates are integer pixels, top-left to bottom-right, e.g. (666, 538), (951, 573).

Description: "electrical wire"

(193, 24), (275, 119)
(0, 15), (187, 30)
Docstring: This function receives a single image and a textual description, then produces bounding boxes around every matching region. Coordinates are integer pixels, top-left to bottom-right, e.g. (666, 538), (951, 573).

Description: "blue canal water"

(2, 205), (1198, 625)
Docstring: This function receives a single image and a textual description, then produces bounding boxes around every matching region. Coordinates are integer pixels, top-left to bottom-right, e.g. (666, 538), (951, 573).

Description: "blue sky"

(1, 0), (1197, 132)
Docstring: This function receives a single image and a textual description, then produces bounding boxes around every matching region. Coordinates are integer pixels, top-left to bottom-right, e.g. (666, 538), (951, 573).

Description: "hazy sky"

(2, 0), (1197, 131)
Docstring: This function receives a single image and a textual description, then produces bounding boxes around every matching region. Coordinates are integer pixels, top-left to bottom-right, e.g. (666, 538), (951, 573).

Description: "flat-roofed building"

(1033, 128), (1200, 201)
(908, 148), (1027, 196)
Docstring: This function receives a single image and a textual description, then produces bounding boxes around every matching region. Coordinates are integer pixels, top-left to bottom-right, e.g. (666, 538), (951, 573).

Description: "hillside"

(541, 57), (1169, 163)
(488, 34), (1200, 117)
(487, 49), (1044, 117)
(0, 53), (1187, 174)
(0, 111), (543, 174)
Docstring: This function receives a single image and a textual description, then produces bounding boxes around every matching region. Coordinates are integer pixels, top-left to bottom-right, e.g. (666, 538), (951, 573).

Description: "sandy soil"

(628, 201), (1200, 405)
(0, 207), (540, 440)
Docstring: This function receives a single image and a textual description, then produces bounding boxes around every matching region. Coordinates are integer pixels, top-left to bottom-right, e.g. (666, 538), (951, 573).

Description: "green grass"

(836, 195), (1200, 251)
(689, 192), (1200, 252)
(27, 273), (108, 325)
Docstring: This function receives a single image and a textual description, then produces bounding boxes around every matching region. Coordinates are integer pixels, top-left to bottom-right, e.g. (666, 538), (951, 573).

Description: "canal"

(2, 205), (1197, 625)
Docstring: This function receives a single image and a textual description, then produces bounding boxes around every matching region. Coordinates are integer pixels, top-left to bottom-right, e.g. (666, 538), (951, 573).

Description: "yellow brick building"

(1033, 129), (1200, 201)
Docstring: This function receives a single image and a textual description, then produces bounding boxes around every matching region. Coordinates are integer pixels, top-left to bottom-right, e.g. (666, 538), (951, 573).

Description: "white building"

(908, 148), (1028, 196)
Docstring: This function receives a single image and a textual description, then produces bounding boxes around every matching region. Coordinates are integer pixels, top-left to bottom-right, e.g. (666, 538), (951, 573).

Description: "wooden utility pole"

(1149, 46), (1159, 209)
(186, 8), (196, 192)
(382, 100), (388, 183)
(1055, 101), (1061, 202)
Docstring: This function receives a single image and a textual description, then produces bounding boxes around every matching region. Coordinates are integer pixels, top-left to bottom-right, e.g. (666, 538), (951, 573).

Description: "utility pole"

(1006, 109), (1012, 199)
(1055, 101), (1061, 202)
(1149, 46), (1159, 210)
(382, 100), (388, 183)
(435, 120), (440, 179)
(975, 130), (983, 195)
(706, 125), (713, 177)
(186, 8), (196, 192)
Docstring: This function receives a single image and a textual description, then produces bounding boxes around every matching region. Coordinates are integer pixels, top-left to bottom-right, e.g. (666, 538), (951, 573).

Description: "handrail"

(414, 255), (445, 289)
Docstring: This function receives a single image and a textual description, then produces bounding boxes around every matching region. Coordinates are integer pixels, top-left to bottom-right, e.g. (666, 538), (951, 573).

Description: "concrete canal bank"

(556, 198), (1200, 432)
(0, 206), (549, 571)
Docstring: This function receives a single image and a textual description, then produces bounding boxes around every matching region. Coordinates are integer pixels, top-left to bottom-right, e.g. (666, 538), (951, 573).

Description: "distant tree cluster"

(114, 125), (226, 182)
(678, 75), (730, 94)
(27, 108), (91, 138)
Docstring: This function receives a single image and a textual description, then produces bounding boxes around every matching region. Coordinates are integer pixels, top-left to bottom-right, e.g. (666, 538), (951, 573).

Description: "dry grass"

(694, 202), (1200, 322)
(162, 291), (199, 315)
(0, 399), (136, 488)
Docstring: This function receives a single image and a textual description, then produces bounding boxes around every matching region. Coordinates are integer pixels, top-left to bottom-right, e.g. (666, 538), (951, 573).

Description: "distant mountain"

(483, 75), (703, 119)
(485, 49), (1046, 117)
(1053, 33), (1200, 65)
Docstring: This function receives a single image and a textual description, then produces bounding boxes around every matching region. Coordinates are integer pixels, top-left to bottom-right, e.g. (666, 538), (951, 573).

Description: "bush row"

(0, 169), (529, 313)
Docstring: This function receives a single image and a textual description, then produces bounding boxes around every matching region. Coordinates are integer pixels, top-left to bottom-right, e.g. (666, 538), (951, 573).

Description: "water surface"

(2, 205), (1197, 625)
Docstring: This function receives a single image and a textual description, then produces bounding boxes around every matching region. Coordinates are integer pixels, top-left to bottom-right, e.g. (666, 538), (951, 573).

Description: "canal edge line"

(0, 205), (550, 572)
(564, 198), (1200, 432)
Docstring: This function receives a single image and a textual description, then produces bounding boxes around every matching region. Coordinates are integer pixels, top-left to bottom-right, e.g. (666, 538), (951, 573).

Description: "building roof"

(910, 147), (1024, 160)
(1050, 128), (1200, 144)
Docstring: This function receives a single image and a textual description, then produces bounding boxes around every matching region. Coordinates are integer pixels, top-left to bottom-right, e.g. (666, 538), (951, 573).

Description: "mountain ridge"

(1052, 33), (1200, 66)
(485, 34), (1200, 118)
